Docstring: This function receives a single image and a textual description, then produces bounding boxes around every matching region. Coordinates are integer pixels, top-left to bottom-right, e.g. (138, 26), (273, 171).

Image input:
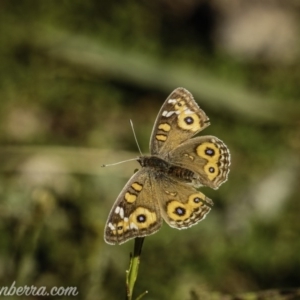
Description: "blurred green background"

(0, 1), (300, 299)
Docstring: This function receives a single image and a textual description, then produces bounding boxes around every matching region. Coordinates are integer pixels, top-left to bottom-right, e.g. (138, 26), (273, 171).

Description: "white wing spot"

(124, 217), (129, 222)
(108, 223), (116, 230)
(115, 206), (120, 214)
(184, 109), (194, 114)
(168, 98), (177, 104)
(130, 222), (138, 230)
(165, 111), (175, 117)
(163, 110), (180, 117)
(119, 207), (124, 219)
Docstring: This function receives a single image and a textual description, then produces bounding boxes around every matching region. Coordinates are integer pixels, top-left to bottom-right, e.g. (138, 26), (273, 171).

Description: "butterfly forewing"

(104, 169), (163, 245)
(150, 88), (210, 157)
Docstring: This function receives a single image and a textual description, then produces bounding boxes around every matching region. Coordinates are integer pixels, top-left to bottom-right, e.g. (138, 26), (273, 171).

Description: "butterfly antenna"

(130, 119), (143, 156)
(101, 157), (137, 168)
(102, 120), (143, 168)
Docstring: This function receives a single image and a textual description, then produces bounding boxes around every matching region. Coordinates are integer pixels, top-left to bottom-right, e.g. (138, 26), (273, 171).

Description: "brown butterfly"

(104, 88), (230, 245)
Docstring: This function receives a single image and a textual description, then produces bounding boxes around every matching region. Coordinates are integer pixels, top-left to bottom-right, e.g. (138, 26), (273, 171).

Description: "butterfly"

(104, 88), (230, 245)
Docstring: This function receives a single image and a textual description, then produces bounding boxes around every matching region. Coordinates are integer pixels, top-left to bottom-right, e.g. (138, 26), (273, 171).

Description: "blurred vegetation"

(0, 1), (300, 299)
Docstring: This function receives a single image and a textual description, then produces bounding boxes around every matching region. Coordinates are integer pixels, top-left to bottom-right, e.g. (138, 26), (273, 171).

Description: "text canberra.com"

(0, 281), (79, 297)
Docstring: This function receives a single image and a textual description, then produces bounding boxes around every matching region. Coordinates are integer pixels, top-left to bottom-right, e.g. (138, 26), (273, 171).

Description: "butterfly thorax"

(138, 156), (196, 183)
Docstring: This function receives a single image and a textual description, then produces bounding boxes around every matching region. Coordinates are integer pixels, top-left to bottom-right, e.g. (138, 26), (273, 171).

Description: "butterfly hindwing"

(156, 176), (213, 229)
(168, 136), (231, 189)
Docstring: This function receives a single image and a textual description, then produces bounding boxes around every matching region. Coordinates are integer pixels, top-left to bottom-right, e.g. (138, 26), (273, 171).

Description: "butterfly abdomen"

(167, 166), (195, 182)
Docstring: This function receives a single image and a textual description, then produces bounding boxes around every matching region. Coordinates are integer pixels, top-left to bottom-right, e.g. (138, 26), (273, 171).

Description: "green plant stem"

(126, 237), (147, 300)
